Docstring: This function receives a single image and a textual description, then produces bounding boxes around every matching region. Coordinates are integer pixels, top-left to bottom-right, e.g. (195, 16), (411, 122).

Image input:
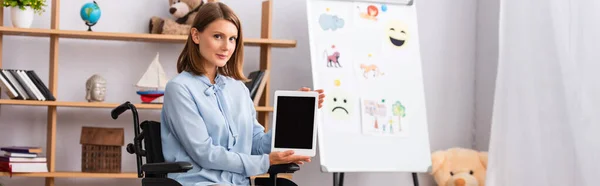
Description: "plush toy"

(430, 147), (488, 186)
(149, 0), (204, 35)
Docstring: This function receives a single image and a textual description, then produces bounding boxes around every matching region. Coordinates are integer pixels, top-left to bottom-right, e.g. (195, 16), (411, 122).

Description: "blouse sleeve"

(162, 82), (270, 177)
(250, 106), (273, 155)
(242, 81), (273, 155)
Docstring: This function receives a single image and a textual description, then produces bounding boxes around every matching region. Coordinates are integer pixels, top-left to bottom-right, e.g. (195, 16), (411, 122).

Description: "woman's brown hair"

(176, 2), (246, 81)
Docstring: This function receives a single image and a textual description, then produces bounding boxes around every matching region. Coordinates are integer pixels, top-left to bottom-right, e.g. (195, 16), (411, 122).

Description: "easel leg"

(412, 172), (419, 186)
(333, 172), (416, 186)
(333, 172), (345, 186)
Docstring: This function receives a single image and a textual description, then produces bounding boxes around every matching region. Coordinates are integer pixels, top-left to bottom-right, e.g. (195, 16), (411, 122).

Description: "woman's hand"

(269, 150), (311, 165)
(299, 87), (325, 108)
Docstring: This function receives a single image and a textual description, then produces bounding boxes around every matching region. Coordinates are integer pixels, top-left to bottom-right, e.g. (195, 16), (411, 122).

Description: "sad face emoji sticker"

(327, 88), (354, 120)
(386, 20), (409, 48)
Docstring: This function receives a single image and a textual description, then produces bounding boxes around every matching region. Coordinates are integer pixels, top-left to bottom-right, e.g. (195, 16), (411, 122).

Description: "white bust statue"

(86, 74), (106, 102)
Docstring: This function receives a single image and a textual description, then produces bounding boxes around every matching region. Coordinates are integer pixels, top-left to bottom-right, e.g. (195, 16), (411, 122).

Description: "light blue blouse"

(160, 71), (272, 186)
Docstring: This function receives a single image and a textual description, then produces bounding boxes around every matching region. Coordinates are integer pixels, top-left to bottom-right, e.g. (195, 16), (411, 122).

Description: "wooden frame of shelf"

(0, 172), (292, 180)
(0, 27), (296, 47)
(0, 99), (274, 111)
(0, 0), (291, 185)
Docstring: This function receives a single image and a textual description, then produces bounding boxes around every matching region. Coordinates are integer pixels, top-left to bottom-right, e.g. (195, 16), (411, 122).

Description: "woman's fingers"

(317, 90), (325, 108)
(297, 87), (326, 108)
(275, 150), (295, 163)
(300, 87), (326, 94)
(289, 155), (311, 163)
(276, 153), (311, 165)
(282, 150), (295, 157)
(272, 151), (311, 165)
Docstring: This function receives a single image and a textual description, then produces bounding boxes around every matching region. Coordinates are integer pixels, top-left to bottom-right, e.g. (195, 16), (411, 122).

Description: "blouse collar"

(192, 71), (227, 96)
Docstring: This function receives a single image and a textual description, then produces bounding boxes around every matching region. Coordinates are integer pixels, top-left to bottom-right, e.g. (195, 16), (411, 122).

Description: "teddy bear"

(149, 0), (204, 35)
(430, 147), (488, 186)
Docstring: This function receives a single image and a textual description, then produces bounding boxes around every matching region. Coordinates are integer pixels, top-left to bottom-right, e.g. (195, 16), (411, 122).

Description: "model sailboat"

(136, 52), (169, 104)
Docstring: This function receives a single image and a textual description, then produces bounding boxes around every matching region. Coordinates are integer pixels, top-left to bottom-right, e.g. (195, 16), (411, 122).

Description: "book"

(251, 70), (269, 106)
(1, 146), (42, 154)
(0, 161), (48, 173)
(0, 156), (46, 163)
(0, 69), (55, 101)
(1, 69), (29, 100)
(0, 71), (20, 99)
(25, 70), (56, 101)
(8, 69), (37, 100)
(3, 152), (38, 158)
(245, 70), (265, 99)
(17, 70), (44, 101)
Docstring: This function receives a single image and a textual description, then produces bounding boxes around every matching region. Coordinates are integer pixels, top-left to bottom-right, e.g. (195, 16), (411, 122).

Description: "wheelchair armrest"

(141, 162), (193, 174)
(268, 163), (300, 174)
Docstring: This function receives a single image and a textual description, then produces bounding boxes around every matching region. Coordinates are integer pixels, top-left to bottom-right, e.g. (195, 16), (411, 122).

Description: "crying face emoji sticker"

(386, 20), (409, 48)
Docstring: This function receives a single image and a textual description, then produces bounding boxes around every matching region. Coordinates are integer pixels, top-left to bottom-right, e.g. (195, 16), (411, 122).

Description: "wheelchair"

(111, 101), (300, 186)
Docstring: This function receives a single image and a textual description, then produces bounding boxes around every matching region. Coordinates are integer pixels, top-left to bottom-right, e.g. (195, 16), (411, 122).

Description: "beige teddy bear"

(430, 147), (488, 186)
(149, 0), (204, 35)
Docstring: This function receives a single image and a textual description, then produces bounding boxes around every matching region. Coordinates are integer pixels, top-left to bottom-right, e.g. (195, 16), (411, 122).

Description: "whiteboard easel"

(306, 0), (430, 185)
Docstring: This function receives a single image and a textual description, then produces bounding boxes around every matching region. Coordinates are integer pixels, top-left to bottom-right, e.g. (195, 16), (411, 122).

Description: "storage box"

(80, 126), (124, 173)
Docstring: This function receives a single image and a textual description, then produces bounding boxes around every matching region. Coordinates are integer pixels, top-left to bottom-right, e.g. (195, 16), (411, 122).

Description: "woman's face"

(191, 19), (238, 71)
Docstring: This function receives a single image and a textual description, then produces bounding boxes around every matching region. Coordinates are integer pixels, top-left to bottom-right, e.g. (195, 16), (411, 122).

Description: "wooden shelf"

(0, 172), (138, 179)
(0, 26), (297, 47)
(0, 171), (292, 179)
(0, 99), (274, 112)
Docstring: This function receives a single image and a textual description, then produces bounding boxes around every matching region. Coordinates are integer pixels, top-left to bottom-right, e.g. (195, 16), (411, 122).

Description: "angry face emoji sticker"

(386, 20), (409, 48)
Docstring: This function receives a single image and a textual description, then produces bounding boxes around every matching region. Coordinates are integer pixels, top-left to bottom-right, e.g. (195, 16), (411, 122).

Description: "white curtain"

(486, 0), (600, 185)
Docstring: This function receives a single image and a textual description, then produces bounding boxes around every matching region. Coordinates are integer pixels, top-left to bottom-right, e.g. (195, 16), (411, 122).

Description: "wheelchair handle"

(111, 101), (143, 178)
(111, 101), (132, 119)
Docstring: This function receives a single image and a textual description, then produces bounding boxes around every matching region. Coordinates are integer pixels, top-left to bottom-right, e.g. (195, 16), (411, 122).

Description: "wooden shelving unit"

(0, 0), (291, 185)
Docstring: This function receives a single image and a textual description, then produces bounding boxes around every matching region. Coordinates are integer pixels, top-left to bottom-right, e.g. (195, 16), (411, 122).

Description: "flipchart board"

(306, 0), (432, 173)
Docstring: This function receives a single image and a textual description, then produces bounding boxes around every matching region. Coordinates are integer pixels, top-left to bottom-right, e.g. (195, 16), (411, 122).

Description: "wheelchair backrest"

(141, 120), (166, 164)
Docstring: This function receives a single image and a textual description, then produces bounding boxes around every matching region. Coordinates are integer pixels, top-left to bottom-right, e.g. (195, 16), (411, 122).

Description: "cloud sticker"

(319, 14), (345, 31)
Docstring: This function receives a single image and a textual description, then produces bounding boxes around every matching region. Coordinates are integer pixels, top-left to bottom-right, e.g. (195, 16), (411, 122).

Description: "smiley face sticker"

(385, 20), (409, 48)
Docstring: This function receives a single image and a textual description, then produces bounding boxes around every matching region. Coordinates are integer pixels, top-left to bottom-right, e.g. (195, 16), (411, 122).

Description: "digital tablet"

(271, 90), (319, 157)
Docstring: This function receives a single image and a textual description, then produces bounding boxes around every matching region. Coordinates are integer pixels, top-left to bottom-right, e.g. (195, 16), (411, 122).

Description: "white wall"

(0, 0), (478, 185)
(474, 0), (500, 151)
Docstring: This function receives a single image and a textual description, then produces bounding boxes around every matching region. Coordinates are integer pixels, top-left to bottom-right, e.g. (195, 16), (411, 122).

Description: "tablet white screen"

(274, 96), (316, 149)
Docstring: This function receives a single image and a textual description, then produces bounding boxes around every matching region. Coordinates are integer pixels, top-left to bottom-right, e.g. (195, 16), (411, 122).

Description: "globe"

(80, 1), (101, 31)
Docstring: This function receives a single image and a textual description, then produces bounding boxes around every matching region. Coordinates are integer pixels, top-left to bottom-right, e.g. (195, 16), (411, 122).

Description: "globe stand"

(85, 22), (96, 32)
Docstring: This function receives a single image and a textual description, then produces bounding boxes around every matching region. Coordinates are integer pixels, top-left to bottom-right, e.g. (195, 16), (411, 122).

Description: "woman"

(160, 2), (325, 186)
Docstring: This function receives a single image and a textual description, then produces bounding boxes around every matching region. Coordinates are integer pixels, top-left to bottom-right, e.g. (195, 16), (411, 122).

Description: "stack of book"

(244, 70), (269, 106)
(0, 69), (56, 101)
(0, 146), (48, 176)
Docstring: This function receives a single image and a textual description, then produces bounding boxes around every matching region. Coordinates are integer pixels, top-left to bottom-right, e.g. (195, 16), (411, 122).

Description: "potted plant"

(3, 0), (47, 28)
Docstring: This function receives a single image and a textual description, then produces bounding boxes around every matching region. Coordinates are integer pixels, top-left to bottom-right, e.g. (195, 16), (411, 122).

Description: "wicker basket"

(80, 126), (124, 173)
